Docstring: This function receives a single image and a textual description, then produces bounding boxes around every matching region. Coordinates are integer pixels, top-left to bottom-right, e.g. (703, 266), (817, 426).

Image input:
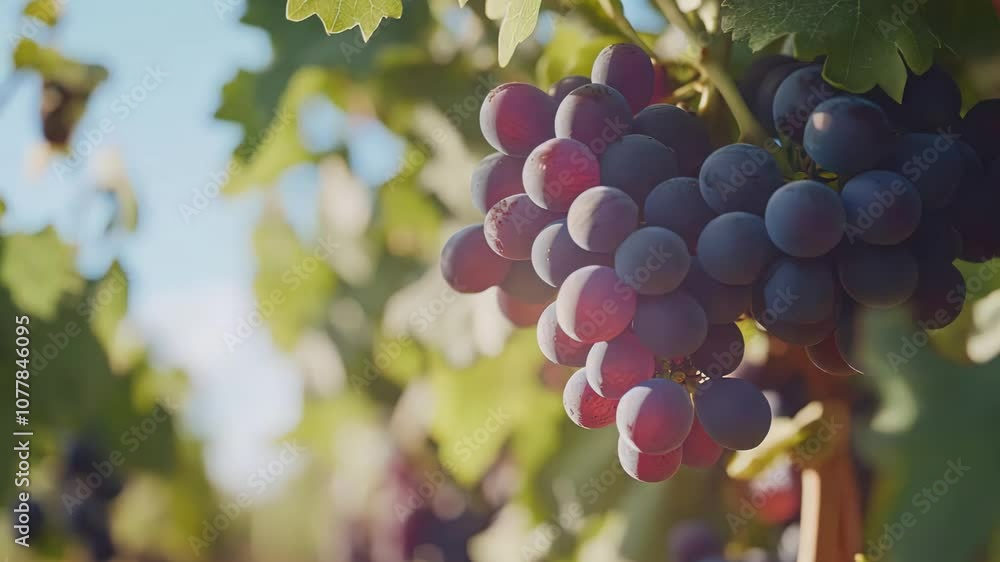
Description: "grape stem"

(651, 0), (770, 145)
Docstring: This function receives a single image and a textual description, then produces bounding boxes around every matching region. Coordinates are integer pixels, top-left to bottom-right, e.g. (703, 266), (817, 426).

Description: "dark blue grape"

(614, 226), (691, 295)
(697, 212), (777, 285)
(693, 377), (771, 450)
(880, 133), (964, 209)
(632, 104), (713, 176)
(532, 220), (612, 287)
(765, 180), (845, 258)
(689, 322), (745, 378)
(836, 242), (918, 308)
(554, 83), (633, 154)
(908, 262), (966, 329)
(959, 99), (1000, 163)
(772, 65), (840, 142)
(631, 291), (708, 357)
(753, 62), (809, 135)
(739, 54), (797, 101)
(567, 186), (638, 253)
(480, 83), (556, 156)
(548, 75), (591, 105)
(699, 144), (783, 215)
(946, 142), (1000, 261)
(681, 260), (751, 324)
(761, 256), (837, 324)
(644, 177), (717, 252)
(598, 134), (678, 206)
(804, 96), (892, 177)
(751, 289), (836, 346)
(841, 170), (922, 246)
(591, 43), (654, 114)
(905, 213), (961, 266)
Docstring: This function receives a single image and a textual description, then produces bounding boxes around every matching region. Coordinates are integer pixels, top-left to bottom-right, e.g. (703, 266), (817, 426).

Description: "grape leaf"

(498, 0), (541, 67)
(860, 310), (1000, 562)
(0, 227), (84, 320)
(286, 0), (403, 40)
(722, 0), (941, 99)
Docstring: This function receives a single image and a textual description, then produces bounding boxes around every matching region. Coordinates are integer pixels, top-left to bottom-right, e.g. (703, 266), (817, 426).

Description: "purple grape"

(555, 265), (637, 343)
(760, 256), (838, 324)
(523, 137), (601, 211)
(680, 260), (751, 324)
(531, 220), (612, 287)
(841, 170), (922, 246)
(896, 64), (962, 132)
(537, 303), (593, 367)
(836, 243), (918, 308)
(500, 260), (557, 303)
(591, 43), (655, 114)
(699, 144), (783, 215)
(764, 180), (845, 258)
(484, 194), (563, 260)
(440, 225), (513, 293)
(567, 186), (638, 253)
(753, 61), (809, 135)
(668, 520), (724, 562)
(617, 436), (682, 482)
(599, 134), (678, 206)
(616, 378), (694, 453)
(633, 105), (713, 176)
(697, 212), (777, 286)
(563, 368), (618, 429)
(907, 262), (965, 328)
(586, 330), (654, 399)
(689, 322), (745, 378)
(959, 99), (1000, 163)
(497, 289), (549, 327)
(470, 152), (525, 214)
(693, 377), (771, 450)
(681, 416), (723, 467)
(804, 95), (892, 177)
(614, 226), (691, 295)
(480, 82), (556, 156)
(644, 177), (717, 252)
(905, 212), (961, 265)
(548, 75), (591, 105)
(631, 291), (708, 357)
(554, 83), (633, 155)
(805, 334), (859, 376)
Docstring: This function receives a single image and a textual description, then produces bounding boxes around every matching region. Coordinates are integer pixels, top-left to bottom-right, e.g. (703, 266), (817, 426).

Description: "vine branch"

(651, 0), (770, 145)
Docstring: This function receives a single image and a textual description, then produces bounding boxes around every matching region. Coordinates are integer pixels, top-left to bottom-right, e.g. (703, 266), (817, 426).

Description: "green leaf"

(23, 0), (63, 25)
(253, 208), (338, 350)
(286, 0), (403, 40)
(0, 227), (84, 320)
(14, 39), (108, 93)
(722, 0), (941, 99)
(497, 0), (541, 67)
(860, 309), (1000, 562)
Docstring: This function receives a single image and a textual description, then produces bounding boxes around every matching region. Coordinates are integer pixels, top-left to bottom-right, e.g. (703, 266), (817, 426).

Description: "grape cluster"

(668, 519), (799, 562)
(442, 44), (998, 483)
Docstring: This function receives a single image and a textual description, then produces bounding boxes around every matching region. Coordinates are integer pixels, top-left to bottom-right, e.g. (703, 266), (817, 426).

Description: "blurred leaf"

(0, 227), (84, 320)
(253, 208), (338, 350)
(378, 170), (444, 260)
(498, 0), (541, 66)
(14, 39), (108, 93)
(722, 0), (940, 99)
(924, 0), (1000, 58)
(89, 262), (143, 372)
(861, 310), (1000, 562)
(286, 0), (403, 40)
(23, 0), (63, 25)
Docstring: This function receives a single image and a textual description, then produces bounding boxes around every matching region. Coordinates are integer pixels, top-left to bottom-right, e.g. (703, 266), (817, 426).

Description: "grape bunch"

(441, 44), (998, 483)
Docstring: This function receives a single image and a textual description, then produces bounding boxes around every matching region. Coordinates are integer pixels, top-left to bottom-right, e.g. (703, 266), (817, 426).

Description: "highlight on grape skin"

(616, 378), (695, 454)
(585, 329), (655, 399)
(523, 137), (601, 212)
(470, 152), (526, 214)
(537, 303), (592, 367)
(555, 265), (637, 343)
(567, 186), (639, 253)
(563, 368), (618, 429)
(591, 43), (655, 115)
(483, 193), (562, 260)
(617, 436), (683, 483)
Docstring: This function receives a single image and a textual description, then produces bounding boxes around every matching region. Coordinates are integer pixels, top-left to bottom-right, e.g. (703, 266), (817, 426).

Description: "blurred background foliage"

(1, 0), (1000, 561)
